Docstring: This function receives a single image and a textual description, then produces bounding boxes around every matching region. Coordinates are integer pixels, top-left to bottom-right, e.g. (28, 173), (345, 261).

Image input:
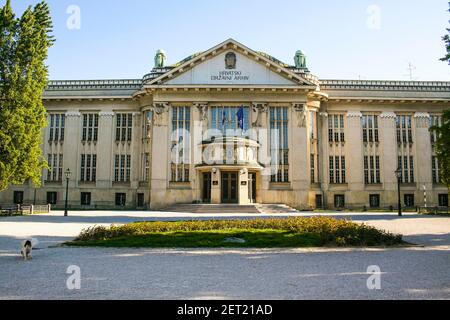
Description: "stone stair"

(256, 204), (300, 214)
(161, 204), (299, 214)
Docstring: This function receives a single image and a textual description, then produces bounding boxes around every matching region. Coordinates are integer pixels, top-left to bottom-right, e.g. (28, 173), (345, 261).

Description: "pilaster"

(414, 112), (433, 204)
(97, 111), (115, 189)
(346, 111), (364, 204)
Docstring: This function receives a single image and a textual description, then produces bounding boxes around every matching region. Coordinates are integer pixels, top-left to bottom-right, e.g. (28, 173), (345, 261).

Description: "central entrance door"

(221, 172), (238, 203)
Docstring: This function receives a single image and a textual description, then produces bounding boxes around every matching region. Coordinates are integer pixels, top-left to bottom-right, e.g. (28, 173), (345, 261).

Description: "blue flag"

(237, 106), (244, 130)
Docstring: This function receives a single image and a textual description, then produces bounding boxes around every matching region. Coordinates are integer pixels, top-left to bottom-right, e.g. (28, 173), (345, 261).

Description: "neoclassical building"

(1, 39), (449, 210)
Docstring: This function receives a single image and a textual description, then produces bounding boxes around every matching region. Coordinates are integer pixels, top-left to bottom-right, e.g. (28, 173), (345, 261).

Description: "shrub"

(75, 217), (403, 247)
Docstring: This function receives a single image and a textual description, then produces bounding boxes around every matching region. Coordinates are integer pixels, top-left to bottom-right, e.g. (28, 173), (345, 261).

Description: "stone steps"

(161, 204), (299, 214)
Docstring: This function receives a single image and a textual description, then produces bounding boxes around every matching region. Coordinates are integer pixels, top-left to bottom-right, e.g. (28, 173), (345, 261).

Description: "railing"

(418, 206), (449, 215)
(0, 204), (51, 216)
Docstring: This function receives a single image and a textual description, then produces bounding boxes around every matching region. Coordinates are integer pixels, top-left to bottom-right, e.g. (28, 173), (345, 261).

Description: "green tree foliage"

(431, 110), (450, 191)
(441, 3), (450, 64)
(0, 0), (54, 190)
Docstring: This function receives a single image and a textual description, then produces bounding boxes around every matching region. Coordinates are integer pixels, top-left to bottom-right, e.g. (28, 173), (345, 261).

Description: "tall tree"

(0, 0), (54, 191)
(441, 2), (450, 64)
(431, 111), (450, 192)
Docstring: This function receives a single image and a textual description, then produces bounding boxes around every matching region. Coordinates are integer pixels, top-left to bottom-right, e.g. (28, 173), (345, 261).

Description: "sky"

(2, 0), (450, 81)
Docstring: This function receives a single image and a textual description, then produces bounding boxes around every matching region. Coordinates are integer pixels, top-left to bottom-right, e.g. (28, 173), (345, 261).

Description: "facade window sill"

(269, 182), (292, 191)
(169, 182), (191, 190)
(112, 181), (131, 187)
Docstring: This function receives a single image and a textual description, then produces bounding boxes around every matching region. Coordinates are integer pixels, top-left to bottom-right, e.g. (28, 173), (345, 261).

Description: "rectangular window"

(439, 194), (449, 207)
(143, 153), (150, 181)
(114, 154), (131, 182)
(115, 193), (126, 206)
(364, 155), (381, 184)
(115, 113), (133, 142)
(310, 154), (315, 183)
(270, 107), (289, 183)
(137, 193), (145, 207)
(210, 106), (249, 133)
(369, 194), (380, 208)
(329, 156), (334, 184)
(396, 115), (413, 144)
(48, 114), (65, 142)
(47, 192), (57, 205)
(82, 114), (99, 142)
(330, 156), (345, 184)
(398, 155), (415, 183)
(404, 194), (415, 207)
(430, 115), (442, 144)
(46, 154), (63, 182)
(334, 195), (345, 209)
(315, 195), (323, 209)
(328, 114), (345, 143)
(81, 192), (91, 206)
(362, 115), (379, 143)
(80, 154), (97, 182)
(171, 106), (191, 182)
(432, 156), (441, 184)
(13, 191), (24, 205)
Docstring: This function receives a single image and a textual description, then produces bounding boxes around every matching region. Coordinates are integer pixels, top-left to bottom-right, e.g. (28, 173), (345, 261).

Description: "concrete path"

(0, 211), (449, 299)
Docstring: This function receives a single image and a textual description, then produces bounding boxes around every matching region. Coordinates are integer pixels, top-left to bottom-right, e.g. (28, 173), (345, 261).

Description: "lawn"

(66, 217), (405, 248)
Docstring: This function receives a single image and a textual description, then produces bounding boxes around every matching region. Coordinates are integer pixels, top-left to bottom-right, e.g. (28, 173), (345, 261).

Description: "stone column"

(346, 111), (364, 206)
(379, 112), (398, 206)
(319, 112), (329, 207)
(254, 103), (270, 202)
(149, 103), (170, 209)
(130, 112), (141, 197)
(414, 112), (433, 205)
(211, 167), (221, 204)
(63, 111), (81, 188)
(193, 103), (208, 201)
(97, 111), (115, 189)
(291, 103), (309, 209)
(238, 168), (250, 205)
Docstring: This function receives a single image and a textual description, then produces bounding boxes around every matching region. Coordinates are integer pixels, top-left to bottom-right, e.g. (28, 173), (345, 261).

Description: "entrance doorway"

(221, 172), (238, 203)
(248, 172), (257, 203)
(202, 172), (211, 203)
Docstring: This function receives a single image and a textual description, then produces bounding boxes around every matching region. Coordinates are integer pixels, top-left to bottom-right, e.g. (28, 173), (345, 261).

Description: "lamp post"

(395, 168), (402, 217)
(64, 169), (71, 217)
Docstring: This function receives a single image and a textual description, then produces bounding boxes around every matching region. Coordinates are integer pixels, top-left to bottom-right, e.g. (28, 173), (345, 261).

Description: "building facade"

(1, 39), (449, 210)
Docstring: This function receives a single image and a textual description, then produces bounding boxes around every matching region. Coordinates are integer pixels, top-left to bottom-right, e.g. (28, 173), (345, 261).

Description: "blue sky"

(3, 0), (450, 81)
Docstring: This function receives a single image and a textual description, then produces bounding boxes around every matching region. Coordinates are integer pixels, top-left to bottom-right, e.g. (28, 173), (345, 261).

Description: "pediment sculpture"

(252, 103), (268, 127)
(293, 103), (307, 128)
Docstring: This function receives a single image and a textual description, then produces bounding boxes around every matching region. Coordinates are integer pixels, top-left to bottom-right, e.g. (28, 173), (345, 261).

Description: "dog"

(20, 238), (38, 261)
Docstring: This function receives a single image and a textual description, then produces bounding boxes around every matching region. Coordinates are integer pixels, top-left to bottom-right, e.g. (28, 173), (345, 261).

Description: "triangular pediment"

(146, 39), (316, 88)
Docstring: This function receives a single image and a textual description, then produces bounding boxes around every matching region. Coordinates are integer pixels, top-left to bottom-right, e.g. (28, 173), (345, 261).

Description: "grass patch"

(67, 217), (404, 248)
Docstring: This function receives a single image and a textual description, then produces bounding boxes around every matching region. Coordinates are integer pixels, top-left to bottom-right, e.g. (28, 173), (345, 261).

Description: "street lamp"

(64, 169), (71, 217)
(395, 168), (402, 217)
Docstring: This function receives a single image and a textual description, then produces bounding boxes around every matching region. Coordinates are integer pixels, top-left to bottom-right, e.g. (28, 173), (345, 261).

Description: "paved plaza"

(0, 211), (449, 300)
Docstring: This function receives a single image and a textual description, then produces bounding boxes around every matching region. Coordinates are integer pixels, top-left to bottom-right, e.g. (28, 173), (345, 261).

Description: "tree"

(441, 2), (450, 64)
(0, 0), (54, 191)
(431, 110), (450, 193)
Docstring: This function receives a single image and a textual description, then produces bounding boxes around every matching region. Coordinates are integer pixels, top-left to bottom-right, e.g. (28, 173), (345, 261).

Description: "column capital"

(414, 112), (430, 119)
(99, 111), (115, 117)
(380, 111), (396, 119)
(65, 111), (81, 117)
(346, 111), (363, 118)
(319, 112), (328, 118)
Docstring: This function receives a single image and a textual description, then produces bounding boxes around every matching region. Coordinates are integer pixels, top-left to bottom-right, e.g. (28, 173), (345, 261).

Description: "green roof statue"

(294, 50), (307, 70)
(154, 49), (166, 68)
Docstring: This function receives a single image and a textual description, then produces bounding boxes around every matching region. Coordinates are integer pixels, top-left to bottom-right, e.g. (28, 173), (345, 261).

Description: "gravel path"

(1, 211), (449, 300)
